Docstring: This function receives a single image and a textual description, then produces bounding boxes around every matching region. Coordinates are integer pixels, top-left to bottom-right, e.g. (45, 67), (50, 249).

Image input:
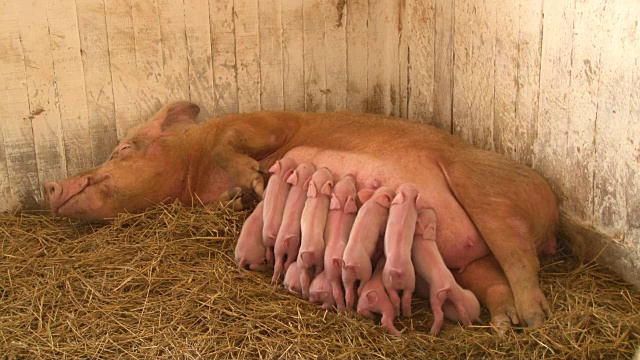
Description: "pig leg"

(357, 257), (401, 336)
(214, 149), (267, 202)
(234, 202), (267, 271)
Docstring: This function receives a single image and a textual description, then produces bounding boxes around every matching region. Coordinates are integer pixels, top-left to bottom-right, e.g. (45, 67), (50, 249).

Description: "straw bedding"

(1, 202), (639, 359)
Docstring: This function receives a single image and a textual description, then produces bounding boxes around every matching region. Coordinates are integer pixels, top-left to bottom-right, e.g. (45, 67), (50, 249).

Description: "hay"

(1, 203), (638, 359)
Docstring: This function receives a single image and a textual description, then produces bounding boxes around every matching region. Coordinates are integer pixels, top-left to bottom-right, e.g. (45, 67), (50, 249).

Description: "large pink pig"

(323, 174), (357, 311)
(383, 183), (422, 318)
(283, 260), (302, 296)
(234, 201), (267, 271)
(297, 168), (333, 298)
(357, 256), (401, 336)
(308, 270), (336, 310)
(412, 208), (481, 335)
(261, 157), (297, 267)
(45, 102), (559, 331)
(271, 162), (316, 283)
(342, 186), (395, 311)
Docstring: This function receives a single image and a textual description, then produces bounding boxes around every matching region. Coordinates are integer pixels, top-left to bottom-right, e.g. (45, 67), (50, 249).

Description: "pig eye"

(110, 143), (134, 159)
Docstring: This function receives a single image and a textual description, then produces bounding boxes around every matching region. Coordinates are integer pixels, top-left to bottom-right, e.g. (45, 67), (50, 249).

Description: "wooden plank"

(281, 0), (305, 111)
(0, 0), (41, 210)
(563, 0), (605, 220)
(235, 0), (261, 113)
(184, 0), (215, 119)
(324, 0), (347, 111)
(76, 0), (119, 166)
(452, 0), (496, 150)
(432, 0), (450, 129)
(408, 0), (435, 123)
(104, 0), (140, 139)
(303, 0), (327, 112)
(210, 0), (239, 116)
(158, 0), (190, 104)
(258, 0), (285, 111)
(533, 0), (574, 203)
(398, 0), (409, 118)
(593, 0), (633, 236)
(514, 0), (543, 167)
(16, 0), (67, 198)
(345, 0), (368, 112)
(46, 0), (93, 177)
(627, 2), (640, 252)
(492, 0), (518, 160)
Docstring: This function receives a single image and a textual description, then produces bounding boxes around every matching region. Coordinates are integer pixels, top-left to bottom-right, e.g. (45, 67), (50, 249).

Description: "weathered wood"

(398, 0), (409, 118)
(408, 0), (434, 121)
(627, 2), (640, 256)
(303, 0), (327, 112)
(77, 0), (119, 166)
(210, 0), (239, 116)
(281, 0), (305, 111)
(235, 0), (261, 113)
(452, 0), (496, 150)
(158, 0), (190, 104)
(345, 0), (368, 112)
(258, 0), (285, 111)
(184, 0), (216, 119)
(0, 0), (41, 210)
(431, 0), (451, 130)
(324, 0), (347, 111)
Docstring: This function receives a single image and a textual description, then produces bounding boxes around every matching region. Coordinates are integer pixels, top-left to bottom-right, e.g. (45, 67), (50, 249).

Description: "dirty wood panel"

(281, 0), (305, 111)
(345, 0), (368, 112)
(303, 0), (327, 112)
(367, 0), (400, 116)
(16, 0), (67, 193)
(158, 0), (190, 105)
(593, 0), (633, 237)
(533, 0), (574, 203)
(407, 0), (435, 123)
(76, 0), (119, 166)
(324, 0), (347, 112)
(562, 0), (604, 221)
(105, 0), (140, 139)
(258, 0), (285, 111)
(235, 0), (261, 113)
(0, 0), (41, 210)
(431, 0), (451, 130)
(452, 0), (496, 150)
(626, 2), (640, 249)
(46, 0), (93, 178)
(184, 0), (216, 120)
(210, 0), (239, 116)
(514, 0), (542, 167)
(398, 0), (408, 118)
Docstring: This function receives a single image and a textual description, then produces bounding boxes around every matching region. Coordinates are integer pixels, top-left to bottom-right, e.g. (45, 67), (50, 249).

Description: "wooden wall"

(0, 0), (639, 283)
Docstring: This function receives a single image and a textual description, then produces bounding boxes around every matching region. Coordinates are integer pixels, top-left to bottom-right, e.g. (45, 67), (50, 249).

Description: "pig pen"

(1, 0), (640, 358)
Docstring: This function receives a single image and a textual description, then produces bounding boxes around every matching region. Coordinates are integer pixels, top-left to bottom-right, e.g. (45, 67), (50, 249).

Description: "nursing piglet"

(383, 183), (422, 318)
(412, 208), (481, 335)
(262, 158), (297, 267)
(283, 260), (303, 296)
(308, 270), (336, 310)
(235, 202), (267, 271)
(271, 163), (316, 283)
(297, 168), (333, 298)
(323, 175), (358, 311)
(357, 256), (401, 336)
(342, 186), (395, 310)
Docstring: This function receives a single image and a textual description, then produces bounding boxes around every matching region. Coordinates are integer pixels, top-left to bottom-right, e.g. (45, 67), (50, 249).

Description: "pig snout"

(44, 174), (106, 215)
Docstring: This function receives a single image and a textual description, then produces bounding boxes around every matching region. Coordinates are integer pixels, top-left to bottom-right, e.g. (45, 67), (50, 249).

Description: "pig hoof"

(516, 289), (550, 328)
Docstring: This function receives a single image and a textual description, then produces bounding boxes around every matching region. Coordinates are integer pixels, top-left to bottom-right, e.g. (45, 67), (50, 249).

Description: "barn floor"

(1, 203), (638, 359)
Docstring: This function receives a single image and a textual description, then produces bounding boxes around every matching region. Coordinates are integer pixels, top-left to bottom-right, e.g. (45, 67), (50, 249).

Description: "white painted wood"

(303, 0), (327, 112)
(408, 0), (435, 123)
(210, 0), (239, 116)
(235, 0), (261, 113)
(345, 0), (368, 112)
(324, 0), (347, 112)
(626, 0), (640, 254)
(259, 0), (285, 111)
(281, 0), (305, 111)
(158, 0), (190, 105)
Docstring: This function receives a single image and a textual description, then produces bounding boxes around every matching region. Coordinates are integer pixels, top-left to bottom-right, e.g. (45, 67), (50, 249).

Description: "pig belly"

(283, 147), (489, 271)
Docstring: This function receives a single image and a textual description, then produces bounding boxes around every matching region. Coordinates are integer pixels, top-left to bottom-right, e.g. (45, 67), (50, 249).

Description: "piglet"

(383, 183), (422, 318)
(412, 208), (481, 335)
(357, 256), (401, 336)
(271, 162), (316, 283)
(262, 157), (297, 267)
(342, 186), (395, 310)
(323, 174), (358, 311)
(235, 202), (267, 271)
(297, 168), (333, 298)
(283, 260), (303, 296)
(308, 270), (336, 310)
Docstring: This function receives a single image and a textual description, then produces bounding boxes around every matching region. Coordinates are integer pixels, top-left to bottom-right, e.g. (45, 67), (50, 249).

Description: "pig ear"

(158, 101), (200, 131)
(375, 193), (393, 208)
(307, 181), (318, 198)
(344, 196), (358, 214)
(283, 169), (294, 181)
(357, 188), (375, 203)
(330, 194), (341, 210)
(321, 181), (332, 196)
(416, 209), (437, 240)
(269, 161), (281, 174)
(302, 177), (312, 191)
(286, 170), (299, 185)
(391, 191), (405, 205)
(366, 291), (379, 304)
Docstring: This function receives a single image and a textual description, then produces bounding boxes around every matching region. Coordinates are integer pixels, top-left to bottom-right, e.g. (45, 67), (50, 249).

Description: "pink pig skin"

(271, 163), (316, 284)
(309, 270), (336, 310)
(412, 208), (481, 335)
(297, 168), (333, 298)
(283, 261), (303, 296)
(262, 157), (297, 267)
(357, 256), (401, 336)
(234, 202), (267, 272)
(323, 175), (358, 311)
(383, 183), (422, 318)
(342, 186), (395, 311)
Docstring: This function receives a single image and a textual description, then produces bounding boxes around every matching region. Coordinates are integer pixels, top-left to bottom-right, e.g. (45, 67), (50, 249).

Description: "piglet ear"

(307, 181), (318, 198)
(302, 177), (312, 191)
(321, 181), (332, 196)
(344, 196), (358, 214)
(391, 191), (405, 205)
(286, 170), (299, 185)
(269, 160), (281, 174)
(330, 194), (341, 210)
(158, 101), (200, 131)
